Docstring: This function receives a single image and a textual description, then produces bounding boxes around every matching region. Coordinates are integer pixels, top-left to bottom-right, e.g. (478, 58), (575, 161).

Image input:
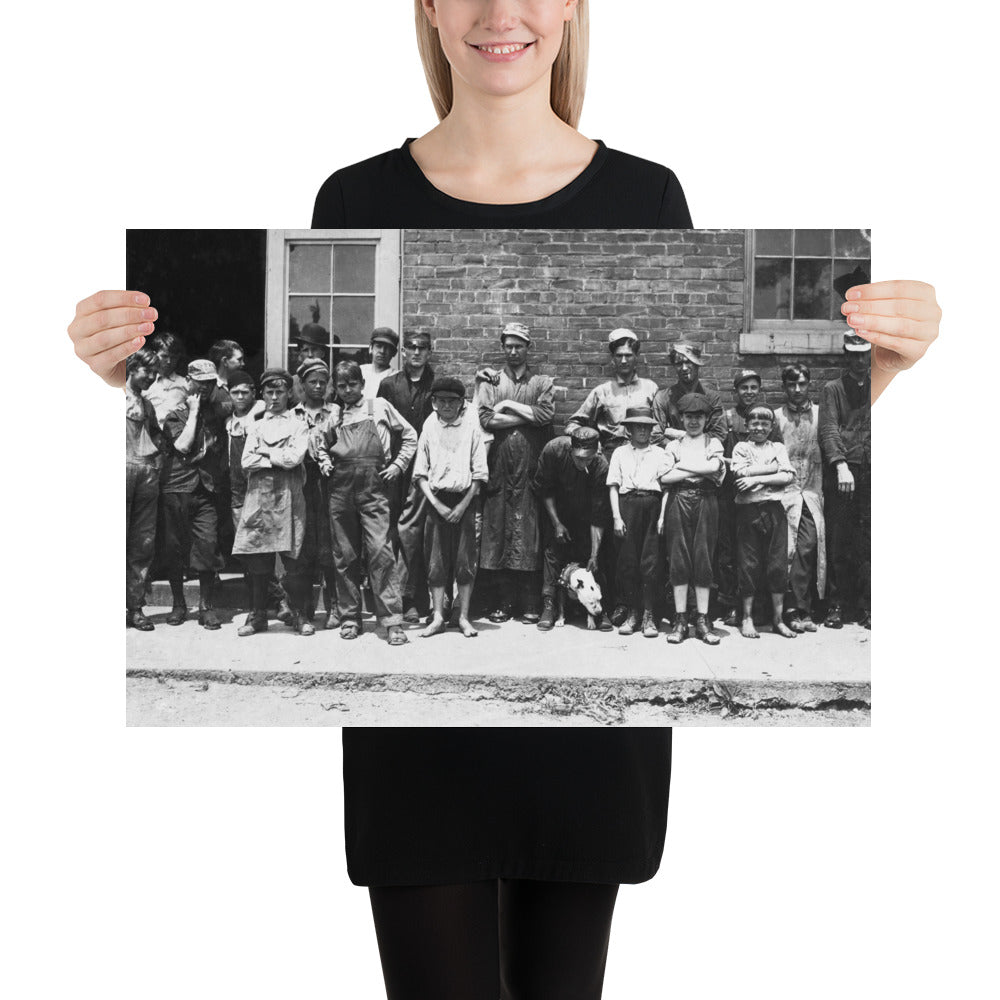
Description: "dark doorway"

(126, 230), (268, 375)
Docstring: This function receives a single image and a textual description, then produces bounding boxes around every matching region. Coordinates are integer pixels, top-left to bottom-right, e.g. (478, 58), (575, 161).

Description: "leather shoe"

(166, 604), (187, 626)
(694, 613), (720, 645)
(127, 609), (155, 632)
(824, 605), (843, 629)
(618, 610), (638, 636)
(597, 613), (614, 632)
(402, 605), (421, 625)
(537, 596), (556, 631)
(666, 612), (688, 644)
(237, 614), (268, 637)
(488, 604), (513, 623)
(641, 610), (658, 638)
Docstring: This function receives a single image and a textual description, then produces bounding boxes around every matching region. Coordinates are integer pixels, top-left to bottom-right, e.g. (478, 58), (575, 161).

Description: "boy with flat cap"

(361, 327), (399, 400)
(607, 406), (670, 638)
(731, 404), (797, 639)
(412, 376), (488, 639)
(657, 393), (726, 645)
(233, 368), (313, 636)
(294, 358), (340, 628)
(533, 426), (614, 632)
(159, 358), (230, 629)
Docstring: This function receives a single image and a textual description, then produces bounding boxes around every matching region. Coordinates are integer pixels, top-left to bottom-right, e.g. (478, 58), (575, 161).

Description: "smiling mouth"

(470, 41), (535, 56)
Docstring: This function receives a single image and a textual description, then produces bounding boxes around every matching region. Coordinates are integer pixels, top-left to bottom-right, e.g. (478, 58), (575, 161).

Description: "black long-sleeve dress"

(313, 138), (692, 888)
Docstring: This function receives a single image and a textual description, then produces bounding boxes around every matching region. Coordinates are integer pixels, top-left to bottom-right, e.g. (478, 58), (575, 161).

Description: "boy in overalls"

(315, 361), (417, 646)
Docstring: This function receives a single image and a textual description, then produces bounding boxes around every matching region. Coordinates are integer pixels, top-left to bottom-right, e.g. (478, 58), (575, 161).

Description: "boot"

(291, 612), (315, 637)
(597, 613), (614, 632)
(667, 612), (688, 644)
(197, 573), (221, 630)
(237, 576), (269, 636)
(610, 604), (629, 628)
(694, 613), (720, 645)
(618, 609), (638, 636)
(166, 574), (187, 625)
(127, 608), (155, 632)
(323, 576), (340, 629)
(824, 604), (844, 629)
(641, 609), (658, 638)
(537, 595), (556, 631)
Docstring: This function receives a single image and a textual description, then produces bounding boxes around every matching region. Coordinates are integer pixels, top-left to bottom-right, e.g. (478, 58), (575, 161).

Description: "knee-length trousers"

(369, 878), (619, 1000)
(736, 500), (788, 597)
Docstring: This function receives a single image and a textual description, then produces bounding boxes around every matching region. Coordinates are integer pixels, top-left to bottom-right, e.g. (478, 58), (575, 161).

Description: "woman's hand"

(68, 290), (158, 389)
(841, 280), (940, 374)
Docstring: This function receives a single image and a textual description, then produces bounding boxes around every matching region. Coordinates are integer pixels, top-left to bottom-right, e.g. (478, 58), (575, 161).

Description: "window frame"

(740, 230), (868, 355)
(264, 229), (402, 371)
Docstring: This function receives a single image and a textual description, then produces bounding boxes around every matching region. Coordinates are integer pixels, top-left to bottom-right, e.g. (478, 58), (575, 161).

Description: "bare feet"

(773, 620), (797, 639)
(419, 616), (447, 638)
(458, 617), (478, 638)
(740, 617), (759, 639)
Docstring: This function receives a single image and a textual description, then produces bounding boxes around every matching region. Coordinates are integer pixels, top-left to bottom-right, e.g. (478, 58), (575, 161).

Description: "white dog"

(555, 563), (604, 630)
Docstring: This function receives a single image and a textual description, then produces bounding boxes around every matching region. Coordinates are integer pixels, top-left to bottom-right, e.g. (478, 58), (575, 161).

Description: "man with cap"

(412, 376), (489, 639)
(657, 393), (726, 645)
(775, 363), (827, 633)
(294, 358), (340, 628)
(477, 320), (555, 623)
(233, 368), (314, 636)
(651, 343), (727, 443)
(377, 330), (437, 622)
(607, 406), (670, 638)
(361, 327), (399, 400)
(819, 332), (872, 629)
(532, 425), (614, 632)
(159, 358), (231, 629)
(564, 328), (661, 455)
(716, 368), (784, 626)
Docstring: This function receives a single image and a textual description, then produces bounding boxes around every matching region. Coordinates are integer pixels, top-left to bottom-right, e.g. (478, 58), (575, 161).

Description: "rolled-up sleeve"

(529, 376), (556, 426)
(564, 387), (600, 436)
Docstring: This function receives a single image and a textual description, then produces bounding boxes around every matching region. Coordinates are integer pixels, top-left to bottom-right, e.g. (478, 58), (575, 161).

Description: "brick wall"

(402, 229), (850, 432)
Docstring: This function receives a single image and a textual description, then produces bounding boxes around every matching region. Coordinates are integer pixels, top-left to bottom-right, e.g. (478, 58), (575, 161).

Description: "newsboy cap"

(677, 393), (713, 415)
(569, 426), (601, 453)
(370, 327), (399, 349)
(259, 367), (293, 389)
(500, 321), (531, 344)
(733, 368), (761, 389)
(187, 359), (218, 381)
(430, 375), (466, 399)
(296, 358), (330, 380)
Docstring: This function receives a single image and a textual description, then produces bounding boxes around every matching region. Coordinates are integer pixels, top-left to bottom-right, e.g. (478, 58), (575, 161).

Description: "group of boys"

(125, 320), (871, 646)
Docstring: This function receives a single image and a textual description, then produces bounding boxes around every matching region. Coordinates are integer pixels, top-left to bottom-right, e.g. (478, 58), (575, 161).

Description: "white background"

(2, 1), (997, 997)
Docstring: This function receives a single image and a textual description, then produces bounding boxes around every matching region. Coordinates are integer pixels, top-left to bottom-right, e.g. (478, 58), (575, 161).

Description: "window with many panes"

(741, 230), (871, 354)
(264, 230), (402, 372)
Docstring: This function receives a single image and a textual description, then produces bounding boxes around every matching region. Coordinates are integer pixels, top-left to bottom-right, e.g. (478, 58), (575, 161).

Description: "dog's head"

(567, 567), (603, 616)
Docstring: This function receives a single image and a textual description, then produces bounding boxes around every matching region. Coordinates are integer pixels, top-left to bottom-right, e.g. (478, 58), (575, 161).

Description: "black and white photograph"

(126, 228), (872, 727)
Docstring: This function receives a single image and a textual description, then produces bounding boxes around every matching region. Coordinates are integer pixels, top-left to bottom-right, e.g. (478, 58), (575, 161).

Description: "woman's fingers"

(85, 336), (149, 388)
(74, 289), (150, 318)
(70, 304), (158, 345)
(844, 279), (937, 303)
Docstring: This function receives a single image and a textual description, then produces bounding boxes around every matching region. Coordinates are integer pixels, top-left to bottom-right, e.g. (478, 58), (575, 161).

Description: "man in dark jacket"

(819, 333), (872, 629)
(652, 343), (728, 443)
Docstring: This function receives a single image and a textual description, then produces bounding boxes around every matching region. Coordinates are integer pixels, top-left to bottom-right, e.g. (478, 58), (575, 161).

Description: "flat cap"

(259, 367), (293, 389)
(227, 368), (254, 390)
(607, 328), (638, 347)
(733, 368), (761, 388)
(569, 426), (600, 451)
(500, 321), (531, 344)
(187, 359), (218, 381)
(430, 375), (466, 399)
(296, 358), (330, 380)
(370, 327), (399, 348)
(677, 392), (712, 415)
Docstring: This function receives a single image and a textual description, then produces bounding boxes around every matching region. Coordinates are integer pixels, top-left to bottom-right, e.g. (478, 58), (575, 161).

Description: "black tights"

(368, 879), (619, 1000)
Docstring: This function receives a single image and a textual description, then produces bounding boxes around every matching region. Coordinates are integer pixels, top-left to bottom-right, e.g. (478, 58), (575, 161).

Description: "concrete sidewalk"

(127, 604), (870, 717)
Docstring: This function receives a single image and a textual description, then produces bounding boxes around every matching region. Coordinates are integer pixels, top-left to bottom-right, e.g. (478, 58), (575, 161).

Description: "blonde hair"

(413, 0), (589, 129)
